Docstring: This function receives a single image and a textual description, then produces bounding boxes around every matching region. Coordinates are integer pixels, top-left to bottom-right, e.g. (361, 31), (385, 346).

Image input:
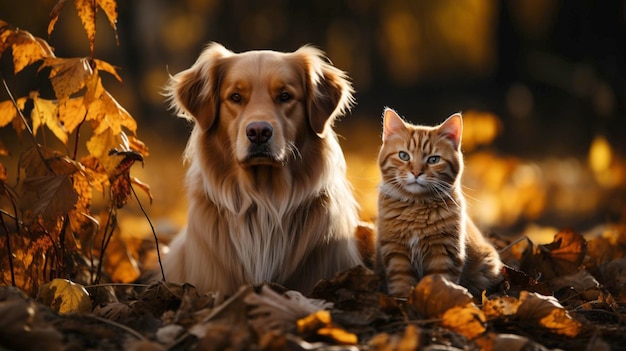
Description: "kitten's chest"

(379, 198), (460, 240)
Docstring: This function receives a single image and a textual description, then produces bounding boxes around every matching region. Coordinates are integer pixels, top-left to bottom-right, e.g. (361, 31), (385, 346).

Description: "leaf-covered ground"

(2, 224), (626, 350)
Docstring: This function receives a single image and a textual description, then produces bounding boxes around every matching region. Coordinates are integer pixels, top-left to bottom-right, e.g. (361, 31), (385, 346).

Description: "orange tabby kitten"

(376, 108), (503, 298)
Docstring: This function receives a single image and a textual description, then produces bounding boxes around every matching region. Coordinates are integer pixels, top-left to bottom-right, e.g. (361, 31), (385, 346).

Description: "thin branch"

(1, 76), (54, 174)
(95, 206), (116, 285)
(84, 283), (151, 289)
(84, 315), (146, 341)
(498, 236), (529, 255)
(131, 182), (165, 281)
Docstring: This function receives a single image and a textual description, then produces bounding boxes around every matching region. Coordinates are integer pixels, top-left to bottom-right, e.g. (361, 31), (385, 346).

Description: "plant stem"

(131, 182), (165, 281)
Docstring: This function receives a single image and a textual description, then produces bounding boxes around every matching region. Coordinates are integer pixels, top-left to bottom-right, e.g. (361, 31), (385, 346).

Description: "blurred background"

(2, 0), (625, 243)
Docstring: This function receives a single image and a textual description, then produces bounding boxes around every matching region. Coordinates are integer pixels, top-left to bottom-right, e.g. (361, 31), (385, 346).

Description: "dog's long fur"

(162, 43), (363, 295)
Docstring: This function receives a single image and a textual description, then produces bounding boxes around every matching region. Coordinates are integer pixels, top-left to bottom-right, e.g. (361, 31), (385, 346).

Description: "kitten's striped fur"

(376, 108), (503, 298)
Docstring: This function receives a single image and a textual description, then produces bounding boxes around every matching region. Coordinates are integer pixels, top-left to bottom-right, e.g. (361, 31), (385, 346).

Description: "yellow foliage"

(36, 279), (91, 314)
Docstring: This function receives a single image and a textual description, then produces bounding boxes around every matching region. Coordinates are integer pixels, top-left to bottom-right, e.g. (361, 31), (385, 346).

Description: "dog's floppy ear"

(294, 46), (355, 137)
(166, 42), (233, 130)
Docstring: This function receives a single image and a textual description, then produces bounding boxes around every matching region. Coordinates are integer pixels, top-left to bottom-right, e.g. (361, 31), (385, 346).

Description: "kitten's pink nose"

(412, 170), (422, 177)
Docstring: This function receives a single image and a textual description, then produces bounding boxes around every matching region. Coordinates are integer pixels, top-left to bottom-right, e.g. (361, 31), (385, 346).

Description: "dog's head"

(166, 43), (354, 167)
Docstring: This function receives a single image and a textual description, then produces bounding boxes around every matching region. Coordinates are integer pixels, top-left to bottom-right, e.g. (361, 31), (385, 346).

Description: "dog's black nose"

(246, 122), (273, 144)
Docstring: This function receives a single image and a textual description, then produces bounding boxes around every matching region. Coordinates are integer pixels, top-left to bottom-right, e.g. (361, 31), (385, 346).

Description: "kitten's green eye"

(398, 151), (410, 161)
(427, 155), (440, 164)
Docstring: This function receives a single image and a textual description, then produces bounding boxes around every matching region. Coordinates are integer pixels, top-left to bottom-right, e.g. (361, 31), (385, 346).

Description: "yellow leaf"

(48, 0), (69, 37)
(40, 57), (93, 102)
(96, 0), (119, 40)
(0, 100), (18, 128)
(36, 278), (92, 314)
(297, 310), (331, 335)
(94, 58), (122, 83)
(441, 304), (487, 339)
(1, 27), (55, 73)
(481, 294), (521, 319)
(88, 91), (136, 135)
(75, 0), (96, 55)
(317, 326), (358, 345)
(58, 97), (87, 134)
(86, 128), (126, 174)
(31, 95), (68, 144)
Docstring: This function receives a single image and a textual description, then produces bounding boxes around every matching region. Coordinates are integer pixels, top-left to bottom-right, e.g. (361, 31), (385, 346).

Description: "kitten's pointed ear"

(382, 108), (406, 141)
(439, 113), (463, 150)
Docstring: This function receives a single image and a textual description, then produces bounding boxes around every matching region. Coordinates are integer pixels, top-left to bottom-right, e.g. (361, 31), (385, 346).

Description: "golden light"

(589, 135), (612, 174)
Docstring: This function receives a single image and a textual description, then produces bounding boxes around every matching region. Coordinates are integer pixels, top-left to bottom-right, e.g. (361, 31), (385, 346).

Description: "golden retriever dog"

(162, 43), (364, 295)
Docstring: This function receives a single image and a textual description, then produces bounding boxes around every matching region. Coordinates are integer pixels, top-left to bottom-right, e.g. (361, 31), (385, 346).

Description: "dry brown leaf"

(246, 285), (332, 335)
(21, 174), (78, 223)
(40, 57), (93, 102)
(407, 274), (474, 318)
(543, 228), (587, 271)
(517, 291), (582, 337)
(36, 278), (92, 314)
(368, 325), (421, 351)
(520, 228), (587, 281)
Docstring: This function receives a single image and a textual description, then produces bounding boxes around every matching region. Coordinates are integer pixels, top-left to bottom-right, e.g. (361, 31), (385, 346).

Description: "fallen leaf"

(482, 294), (521, 319)
(441, 304), (487, 340)
(246, 285), (332, 334)
(36, 278), (92, 314)
(407, 274), (474, 318)
(517, 291), (582, 337)
(520, 228), (587, 281)
(368, 325), (422, 351)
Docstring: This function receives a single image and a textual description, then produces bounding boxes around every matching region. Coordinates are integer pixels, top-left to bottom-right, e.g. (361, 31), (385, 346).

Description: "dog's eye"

(278, 92), (291, 102)
(230, 93), (242, 103)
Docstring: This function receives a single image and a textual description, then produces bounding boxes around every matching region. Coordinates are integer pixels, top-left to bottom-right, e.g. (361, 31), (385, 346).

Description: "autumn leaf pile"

(1, 227), (626, 350)
(0, 0), (151, 299)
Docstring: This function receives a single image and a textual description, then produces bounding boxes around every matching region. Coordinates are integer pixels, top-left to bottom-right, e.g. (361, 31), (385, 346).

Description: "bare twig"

(95, 206), (117, 285)
(498, 235), (529, 255)
(84, 315), (146, 341)
(1, 76), (54, 174)
(131, 182), (165, 281)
